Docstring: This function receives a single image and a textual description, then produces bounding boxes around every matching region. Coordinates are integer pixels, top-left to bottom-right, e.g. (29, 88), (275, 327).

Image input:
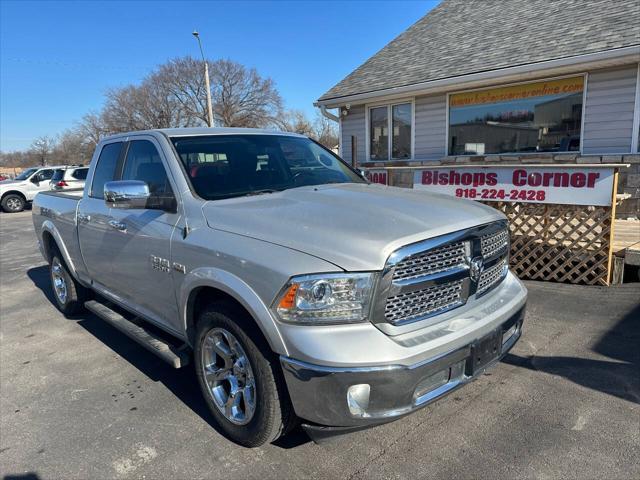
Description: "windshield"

(15, 168), (38, 181)
(171, 135), (365, 200)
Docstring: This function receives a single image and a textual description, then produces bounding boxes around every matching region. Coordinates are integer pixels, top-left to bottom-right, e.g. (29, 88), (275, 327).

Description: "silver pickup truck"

(32, 128), (527, 447)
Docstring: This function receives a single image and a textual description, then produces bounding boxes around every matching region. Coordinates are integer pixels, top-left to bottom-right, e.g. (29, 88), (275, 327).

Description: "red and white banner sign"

(413, 166), (614, 206)
(365, 169), (388, 185)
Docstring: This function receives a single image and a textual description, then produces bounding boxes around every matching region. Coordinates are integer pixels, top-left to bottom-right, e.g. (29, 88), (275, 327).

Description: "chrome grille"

(477, 258), (508, 295)
(481, 228), (509, 259)
(384, 280), (464, 324)
(377, 222), (510, 328)
(393, 241), (467, 281)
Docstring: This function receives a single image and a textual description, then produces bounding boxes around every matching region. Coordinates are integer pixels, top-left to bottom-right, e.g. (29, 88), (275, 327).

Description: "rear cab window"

(90, 143), (123, 198)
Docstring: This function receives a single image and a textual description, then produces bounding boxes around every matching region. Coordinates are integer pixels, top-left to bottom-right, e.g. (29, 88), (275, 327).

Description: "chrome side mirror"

(104, 180), (150, 209)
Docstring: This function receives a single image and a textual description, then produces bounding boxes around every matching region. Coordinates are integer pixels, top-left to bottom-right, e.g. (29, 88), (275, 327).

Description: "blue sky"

(0, 0), (438, 151)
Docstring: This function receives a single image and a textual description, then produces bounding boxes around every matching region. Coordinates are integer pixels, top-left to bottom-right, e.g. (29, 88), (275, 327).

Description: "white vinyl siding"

(582, 66), (638, 154)
(340, 105), (366, 164)
(414, 94), (447, 160)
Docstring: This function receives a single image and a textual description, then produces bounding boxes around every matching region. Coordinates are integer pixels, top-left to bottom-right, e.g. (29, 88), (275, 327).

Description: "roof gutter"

(318, 104), (340, 122)
(315, 45), (640, 107)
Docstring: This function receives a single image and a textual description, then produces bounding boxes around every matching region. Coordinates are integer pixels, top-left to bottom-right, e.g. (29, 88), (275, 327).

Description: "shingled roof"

(318, 0), (640, 102)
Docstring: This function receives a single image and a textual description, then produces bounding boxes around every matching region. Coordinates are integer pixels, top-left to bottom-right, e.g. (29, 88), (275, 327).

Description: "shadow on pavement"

(26, 265), (311, 449)
(3, 474), (41, 480)
(504, 302), (640, 404)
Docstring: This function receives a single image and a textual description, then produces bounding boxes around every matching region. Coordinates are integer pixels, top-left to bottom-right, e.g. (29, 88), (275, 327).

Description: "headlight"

(273, 273), (375, 324)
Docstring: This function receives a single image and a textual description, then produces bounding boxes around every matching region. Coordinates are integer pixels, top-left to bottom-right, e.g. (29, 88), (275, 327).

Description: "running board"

(85, 300), (189, 368)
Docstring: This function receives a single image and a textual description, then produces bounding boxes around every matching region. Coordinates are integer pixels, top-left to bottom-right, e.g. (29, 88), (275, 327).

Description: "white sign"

(413, 166), (614, 206)
(365, 169), (388, 185)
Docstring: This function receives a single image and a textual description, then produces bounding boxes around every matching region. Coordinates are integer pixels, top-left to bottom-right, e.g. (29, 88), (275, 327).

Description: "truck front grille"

(384, 280), (464, 324)
(481, 228), (509, 259)
(392, 241), (467, 281)
(377, 221), (510, 326)
(477, 258), (508, 295)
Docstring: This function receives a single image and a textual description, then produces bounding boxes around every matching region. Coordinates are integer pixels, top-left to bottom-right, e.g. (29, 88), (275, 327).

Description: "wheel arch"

(181, 269), (288, 356)
(1, 190), (27, 205)
(40, 221), (80, 278)
(1, 190), (27, 200)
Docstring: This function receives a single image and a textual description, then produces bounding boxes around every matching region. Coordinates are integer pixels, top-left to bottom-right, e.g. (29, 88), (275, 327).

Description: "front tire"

(1, 194), (25, 213)
(50, 254), (88, 316)
(194, 301), (296, 447)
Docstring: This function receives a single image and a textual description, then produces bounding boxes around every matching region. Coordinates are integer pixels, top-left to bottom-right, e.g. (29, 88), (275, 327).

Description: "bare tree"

(279, 109), (315, 136)
(151, 57), (209, 126)
(52, 129), (93, 165)
(278, 109), (339, 149)
(210, 59), (283, 127)
(77, 111), (109, 150)
(30, 136), (56, 166)
(313, 112), (339, 150)
(0, 150), (37, 168)
(152, 57), (283, 128)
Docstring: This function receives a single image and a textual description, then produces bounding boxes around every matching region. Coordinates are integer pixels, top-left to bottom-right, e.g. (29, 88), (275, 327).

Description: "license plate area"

(467, 330), (502, 375)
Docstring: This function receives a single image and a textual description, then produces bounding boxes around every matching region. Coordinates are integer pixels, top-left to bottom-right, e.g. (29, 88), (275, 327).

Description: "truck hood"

(202, 183), (504, 271)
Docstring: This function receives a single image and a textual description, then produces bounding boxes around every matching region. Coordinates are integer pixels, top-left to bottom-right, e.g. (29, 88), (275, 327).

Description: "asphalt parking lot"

(1, 210), (639, 479)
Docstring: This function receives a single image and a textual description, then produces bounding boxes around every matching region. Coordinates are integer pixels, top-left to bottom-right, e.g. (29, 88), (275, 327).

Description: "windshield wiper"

(243, 189), (279, 196)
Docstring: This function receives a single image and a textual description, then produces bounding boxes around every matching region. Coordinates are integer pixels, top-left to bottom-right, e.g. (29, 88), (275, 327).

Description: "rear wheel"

(1, 194), (25, 213)
(194, 301), (296, 447)
(50, 254), (88, 316)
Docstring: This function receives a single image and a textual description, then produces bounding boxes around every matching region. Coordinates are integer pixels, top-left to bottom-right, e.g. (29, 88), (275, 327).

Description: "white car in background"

(0, 166), (68, 213)
(49, 166), (89, 191)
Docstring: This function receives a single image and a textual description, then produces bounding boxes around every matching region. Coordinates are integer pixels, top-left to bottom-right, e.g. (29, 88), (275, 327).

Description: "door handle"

(78, 213), (91, 224)
(108, 220), (127, 232)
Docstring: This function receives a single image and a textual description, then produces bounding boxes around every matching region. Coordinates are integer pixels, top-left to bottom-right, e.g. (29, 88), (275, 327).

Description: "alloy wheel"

(6, 197), (22, 211)
(51, 259), (68, 304)
(201, 328), (256, 425)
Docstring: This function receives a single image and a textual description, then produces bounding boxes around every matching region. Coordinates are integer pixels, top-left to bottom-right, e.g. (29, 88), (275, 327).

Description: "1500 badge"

(150, 255), (186, 274)
(150, 255), (170, 273)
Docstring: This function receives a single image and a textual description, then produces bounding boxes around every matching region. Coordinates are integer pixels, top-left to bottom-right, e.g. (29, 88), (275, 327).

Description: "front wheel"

(194, 302), (296, 447)
(1, 194), (25, 213)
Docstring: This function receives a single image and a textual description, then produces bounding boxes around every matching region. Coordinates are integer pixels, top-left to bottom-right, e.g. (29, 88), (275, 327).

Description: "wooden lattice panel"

(486, 202), (613, 285)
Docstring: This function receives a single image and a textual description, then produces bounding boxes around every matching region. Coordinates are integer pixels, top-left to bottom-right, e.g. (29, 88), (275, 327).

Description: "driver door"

(104, 138), (181, 333)
(26, 168), (55, 200)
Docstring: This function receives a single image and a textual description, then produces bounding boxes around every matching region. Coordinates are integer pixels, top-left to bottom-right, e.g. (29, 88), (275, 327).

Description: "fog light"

(347, 384), (371, 417)
(502, 324), (518, 344)
(414, 369), (450, 399)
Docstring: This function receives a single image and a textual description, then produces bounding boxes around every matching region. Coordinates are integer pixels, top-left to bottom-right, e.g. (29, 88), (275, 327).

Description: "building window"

(448, 76), (584, 155)
(369, 102), (412, 160)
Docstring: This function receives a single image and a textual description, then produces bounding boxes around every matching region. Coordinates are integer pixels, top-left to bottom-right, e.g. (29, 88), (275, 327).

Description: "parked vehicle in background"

(0, 166), (70, 213)
(49, 166), (89, 191)
(32, 128), (527, 447)
(0, 174), (8, 181)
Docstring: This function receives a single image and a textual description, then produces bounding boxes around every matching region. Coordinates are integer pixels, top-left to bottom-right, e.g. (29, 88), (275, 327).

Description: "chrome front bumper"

(280, 306), (525, 428)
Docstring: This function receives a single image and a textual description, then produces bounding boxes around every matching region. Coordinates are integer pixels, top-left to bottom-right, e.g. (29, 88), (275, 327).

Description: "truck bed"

(32, 189), (84, 275)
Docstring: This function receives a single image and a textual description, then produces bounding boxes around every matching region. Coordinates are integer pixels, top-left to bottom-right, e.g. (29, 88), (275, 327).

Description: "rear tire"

(1, 194), (25, 213)
(50, 253), (88, 316)
(194, 301), (296, 447)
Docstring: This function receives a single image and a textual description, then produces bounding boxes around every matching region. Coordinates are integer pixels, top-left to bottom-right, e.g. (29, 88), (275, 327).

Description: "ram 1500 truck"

(32, 128), (527, 447)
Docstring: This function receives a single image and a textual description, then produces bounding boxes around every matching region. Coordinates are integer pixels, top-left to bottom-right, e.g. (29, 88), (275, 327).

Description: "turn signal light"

(56, 181), (68, 187)
(278, 284), (298, 309)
